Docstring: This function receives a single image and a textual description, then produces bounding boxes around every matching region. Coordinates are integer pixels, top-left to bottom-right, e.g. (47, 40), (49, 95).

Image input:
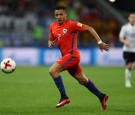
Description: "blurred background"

(1, 1), (135, 114)
(0, 0), (135, 66)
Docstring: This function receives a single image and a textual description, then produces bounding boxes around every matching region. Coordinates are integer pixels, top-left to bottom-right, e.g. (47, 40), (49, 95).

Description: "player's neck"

(129, 22), (135, 26)
(58, 18), (68, 26)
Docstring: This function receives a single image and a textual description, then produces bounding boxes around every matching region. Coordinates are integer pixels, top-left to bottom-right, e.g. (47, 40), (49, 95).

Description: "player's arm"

(48, 25), (55, 48)
(83, 25), (110, 51)
(119, 37), (130, 47)
(119, 26), (130, 47)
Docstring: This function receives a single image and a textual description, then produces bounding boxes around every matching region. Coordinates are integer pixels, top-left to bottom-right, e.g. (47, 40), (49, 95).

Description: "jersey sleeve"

(70, 21), (85, 32)
(49, 25), (55, 41)
(119, 26), (126, 38)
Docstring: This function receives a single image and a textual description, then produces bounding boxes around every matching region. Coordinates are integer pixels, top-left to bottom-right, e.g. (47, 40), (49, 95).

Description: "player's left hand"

(48, 40), (55, 48)
(98, 42), (110, 52)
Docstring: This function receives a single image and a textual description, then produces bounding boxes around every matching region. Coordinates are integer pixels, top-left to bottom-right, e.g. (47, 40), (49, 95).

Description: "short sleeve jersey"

(49, 19), (85, 56)
(119, 23), (135, 52)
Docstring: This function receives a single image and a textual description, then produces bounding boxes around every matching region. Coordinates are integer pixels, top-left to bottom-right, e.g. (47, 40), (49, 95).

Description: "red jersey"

(49, 19), (85, 56)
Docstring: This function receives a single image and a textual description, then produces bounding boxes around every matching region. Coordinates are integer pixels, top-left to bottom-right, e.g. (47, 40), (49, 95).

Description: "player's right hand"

(48, 40), (55, 48)
(124, 41), (130, 47)
(98, 42), (110, 52)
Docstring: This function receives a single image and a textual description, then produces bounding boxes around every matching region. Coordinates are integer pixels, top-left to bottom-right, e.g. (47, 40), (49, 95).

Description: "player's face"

(128, 14), (135, 25)
(54, 9), (67, 25)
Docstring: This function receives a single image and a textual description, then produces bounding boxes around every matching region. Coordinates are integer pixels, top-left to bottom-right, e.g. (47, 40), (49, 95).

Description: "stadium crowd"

(0, 0), (121, 48)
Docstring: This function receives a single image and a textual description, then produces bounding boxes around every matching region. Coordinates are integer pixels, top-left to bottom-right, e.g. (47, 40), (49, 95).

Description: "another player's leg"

(125, 64), (132, 88)
(123, 52), (134, 88)
(49, 62), (70, 108)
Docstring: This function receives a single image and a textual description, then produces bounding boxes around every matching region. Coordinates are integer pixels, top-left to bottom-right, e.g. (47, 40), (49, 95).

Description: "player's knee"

(127, 63), (133, 70)
(78, 80), (87, 85)
(127, 66), (132, 71)
(49, 68), (57, 78)
(78, 78), (88, 85)
(79, 81), (84, 85)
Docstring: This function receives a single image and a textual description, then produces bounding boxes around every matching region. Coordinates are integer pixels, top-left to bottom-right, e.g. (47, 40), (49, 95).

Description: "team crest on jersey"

(63, 29), (67, 34)
(77, 22), (82, 27)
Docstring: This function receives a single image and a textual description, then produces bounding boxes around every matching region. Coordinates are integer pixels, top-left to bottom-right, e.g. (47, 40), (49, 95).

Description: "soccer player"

(119, 13), (135, 88)
(48, 6), (109, 110)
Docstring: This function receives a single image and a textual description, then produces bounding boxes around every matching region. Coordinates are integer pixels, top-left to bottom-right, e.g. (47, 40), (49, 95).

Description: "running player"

(48, 6), (109, 110)
(119, 13), (135, 88)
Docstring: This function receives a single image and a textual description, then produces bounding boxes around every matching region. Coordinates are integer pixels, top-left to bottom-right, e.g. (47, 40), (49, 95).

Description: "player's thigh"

(68, 64), (88, 82)
(68, 64), (82, 77)
(56, 54), (80, 70)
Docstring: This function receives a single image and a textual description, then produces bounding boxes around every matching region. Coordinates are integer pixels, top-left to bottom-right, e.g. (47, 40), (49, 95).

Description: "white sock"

(125, 68), (131, 82)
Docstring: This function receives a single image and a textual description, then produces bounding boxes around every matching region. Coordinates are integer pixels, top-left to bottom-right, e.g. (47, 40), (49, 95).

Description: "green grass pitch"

(0, 66), (135, 115)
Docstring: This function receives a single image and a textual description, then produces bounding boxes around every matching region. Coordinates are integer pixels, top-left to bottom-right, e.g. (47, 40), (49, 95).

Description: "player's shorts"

(123, 51), (135, 64)
(56, 53), (82, 76)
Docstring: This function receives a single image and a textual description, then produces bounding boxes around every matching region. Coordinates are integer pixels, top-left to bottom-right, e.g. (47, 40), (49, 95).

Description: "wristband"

(98, 40), (102, 44)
